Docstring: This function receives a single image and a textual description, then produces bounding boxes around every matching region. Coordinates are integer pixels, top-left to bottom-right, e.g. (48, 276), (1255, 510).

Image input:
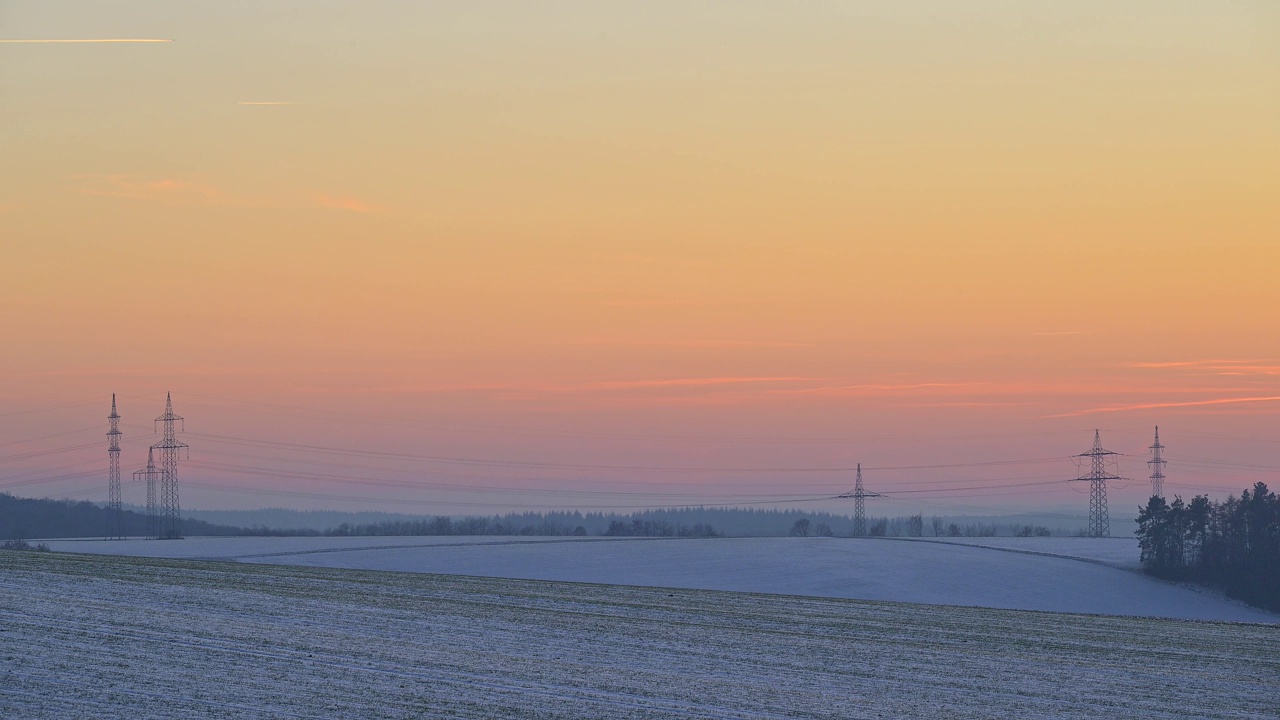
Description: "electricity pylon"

(134, 448), (161, 539)
(1148, 426), (1166, 499)
(106, 394), (123, 539)
(152, 393), (188, 540)
(838, 463), (882, 537)
(1070, 430), (1122, 538)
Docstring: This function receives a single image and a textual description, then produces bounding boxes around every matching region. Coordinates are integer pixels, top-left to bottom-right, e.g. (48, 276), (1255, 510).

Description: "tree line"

(2, 494), (1066, 540)
(1136, 482), (1280, 612)
(325, 514), (721, 538)
(0, 493), (254, 540)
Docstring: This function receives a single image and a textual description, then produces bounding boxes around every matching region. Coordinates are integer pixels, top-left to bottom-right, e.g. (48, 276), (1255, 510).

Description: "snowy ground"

(2, 551), (1277, 719)
(889, 536), (1146, 569)
(42, 535), (1277, 623)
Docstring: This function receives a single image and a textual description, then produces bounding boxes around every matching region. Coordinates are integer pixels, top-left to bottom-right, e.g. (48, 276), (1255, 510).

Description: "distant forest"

(0, 494), (248, 540)
(313, 508), (1057, 539)
(1135, 482), (1280, 612)
(3, 494), (1072, 540)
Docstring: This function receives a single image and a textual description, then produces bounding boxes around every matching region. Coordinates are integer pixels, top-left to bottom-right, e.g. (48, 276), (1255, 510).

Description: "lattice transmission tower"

(838, 463), (882, 537)
(152, 393), (188, 540)
(106, 394), (123, 539)
(1148, 426), (1166, 500)
(134, 447), (161, 540)
(1070, 430), (1123, 538)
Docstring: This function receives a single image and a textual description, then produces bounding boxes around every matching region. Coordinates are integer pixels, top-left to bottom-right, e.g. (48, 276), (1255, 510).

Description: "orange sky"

(2, 1), (1278, 515)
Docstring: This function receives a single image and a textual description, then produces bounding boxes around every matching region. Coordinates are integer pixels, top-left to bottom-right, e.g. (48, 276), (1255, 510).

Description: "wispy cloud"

(74, 175), (223, 204)
(570, 338), (813, 349)
(770, 382), (985, 397)
(0, 38), (173, 44)
(1130, 359), (1279, 377)
(314, 194), (381, 214)
(587, 377), (814, 391)
(1211, 365), (1280, 376)
(604, 298), (690, 308)
(1130, 359), (1267, 369)
(1049, 395), (1280, 418)
(906, 401), (1032, 408)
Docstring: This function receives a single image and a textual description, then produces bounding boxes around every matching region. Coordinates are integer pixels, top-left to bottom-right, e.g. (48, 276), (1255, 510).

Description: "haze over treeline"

(6, 494), (1091, 539)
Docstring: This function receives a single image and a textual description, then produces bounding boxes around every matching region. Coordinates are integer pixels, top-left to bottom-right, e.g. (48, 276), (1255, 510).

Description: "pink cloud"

(569, 338), (813, 349)
(74, 174), (224, 204)
(1130, 359), (1268, 369)
(1049, 395), (1280, 418)
(770, 382), (985, 396)
(586, 376), (815, 391)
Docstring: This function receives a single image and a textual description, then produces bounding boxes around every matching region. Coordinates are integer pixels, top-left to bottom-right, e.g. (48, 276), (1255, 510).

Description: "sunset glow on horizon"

(3, 1), (1278, 516)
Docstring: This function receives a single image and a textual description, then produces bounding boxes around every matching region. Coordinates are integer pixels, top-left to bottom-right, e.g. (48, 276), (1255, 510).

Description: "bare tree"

(907, 514), (924, 537)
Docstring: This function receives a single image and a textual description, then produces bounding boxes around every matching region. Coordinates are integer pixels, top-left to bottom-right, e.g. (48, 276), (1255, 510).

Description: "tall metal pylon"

(106, 394), (123, 539)
(1070, 430), (1122, 538)
(838, 463), (883, 537)
(1148, 426), (1166, 499)
(134, 448), (161, 540)
(152, 393), (188, 540)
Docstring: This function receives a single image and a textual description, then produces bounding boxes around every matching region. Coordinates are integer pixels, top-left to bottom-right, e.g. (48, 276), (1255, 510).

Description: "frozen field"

(2, 551), (1278, 719)
(890, 536), (1146, 569)
(43, 535), (1278, 623)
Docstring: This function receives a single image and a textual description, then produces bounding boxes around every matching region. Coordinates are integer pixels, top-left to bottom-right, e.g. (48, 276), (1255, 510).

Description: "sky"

(2, 1), (1278, 520)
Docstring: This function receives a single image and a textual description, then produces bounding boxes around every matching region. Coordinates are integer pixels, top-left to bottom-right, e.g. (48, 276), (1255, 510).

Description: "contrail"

(0, 38), (174, 44)
(237, 101), (296, 106)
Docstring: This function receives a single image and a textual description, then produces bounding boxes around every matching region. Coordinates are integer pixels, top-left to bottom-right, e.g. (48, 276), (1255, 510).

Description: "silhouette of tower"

(1148, 426), (1166, 499)
(134, 447), (161, 539)
(106, 394), (123, 539)
(152, 393), (188, 540)
(1071, 430), (1122, 538)
(838, 463), (883, 537)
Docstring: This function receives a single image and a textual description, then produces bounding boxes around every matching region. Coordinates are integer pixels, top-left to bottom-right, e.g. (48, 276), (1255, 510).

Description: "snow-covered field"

(890, 536), (1146, 569)
(43, 535), (1278, 623)
(3, 551), (1277, 719)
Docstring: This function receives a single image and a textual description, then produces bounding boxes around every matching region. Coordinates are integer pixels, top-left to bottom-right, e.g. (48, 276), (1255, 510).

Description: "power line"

(183, 459), (817, 500)
(158, 391), (1077, 446)
(186, 430), (1068, 475)
(181, 480), (836, 511)
(0, 398), (101, 418)
(0, 424), (101, 448)
(185, 441), (1070, 490)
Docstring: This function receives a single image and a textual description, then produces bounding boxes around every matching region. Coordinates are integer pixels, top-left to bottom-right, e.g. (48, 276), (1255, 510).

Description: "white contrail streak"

(236, 101), (296, 106)
(0, 38), (174, 44)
